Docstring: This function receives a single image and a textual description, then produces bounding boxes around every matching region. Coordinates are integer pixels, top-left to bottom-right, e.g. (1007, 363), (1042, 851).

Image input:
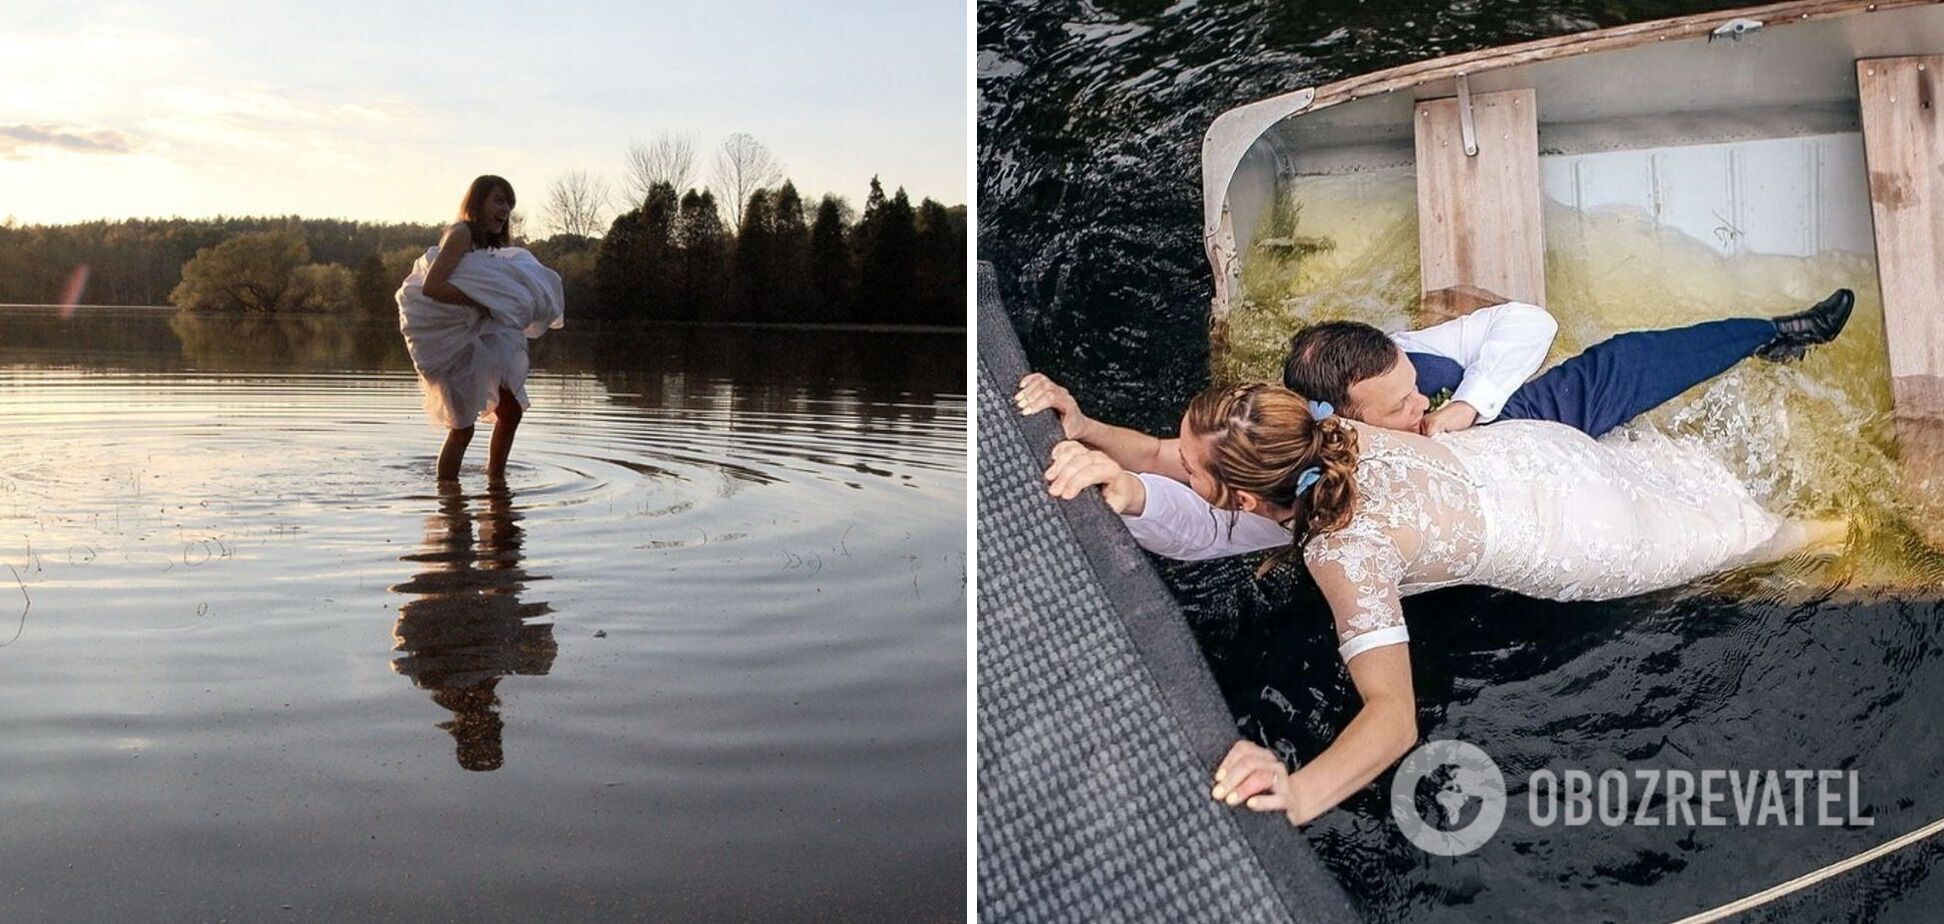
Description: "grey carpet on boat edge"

(975, 262), (1360, 923)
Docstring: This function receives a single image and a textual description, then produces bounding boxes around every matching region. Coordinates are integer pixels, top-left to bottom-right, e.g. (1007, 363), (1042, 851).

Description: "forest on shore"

(0, 171), (964, 328)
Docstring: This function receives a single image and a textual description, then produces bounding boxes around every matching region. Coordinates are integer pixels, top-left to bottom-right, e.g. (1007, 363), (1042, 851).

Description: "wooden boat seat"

(1413, 86), (1546, 314)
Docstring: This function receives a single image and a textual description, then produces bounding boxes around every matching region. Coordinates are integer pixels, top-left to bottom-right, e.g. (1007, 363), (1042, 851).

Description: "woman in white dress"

(397, 175), (564, 481)
(1041, 383), (1839, 826)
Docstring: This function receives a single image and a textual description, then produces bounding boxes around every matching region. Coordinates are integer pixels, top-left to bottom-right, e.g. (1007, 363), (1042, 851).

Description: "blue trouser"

(1407, 317), (1777, 439)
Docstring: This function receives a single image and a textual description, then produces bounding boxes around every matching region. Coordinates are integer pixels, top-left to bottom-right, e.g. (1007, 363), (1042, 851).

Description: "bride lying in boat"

(1030, 378), (1843, 824)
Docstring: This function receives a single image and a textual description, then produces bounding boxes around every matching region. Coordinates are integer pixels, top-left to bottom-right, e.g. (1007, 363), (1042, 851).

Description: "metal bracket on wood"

(1709, 18), (1763, 42)
(1456, 73), (1478, 157)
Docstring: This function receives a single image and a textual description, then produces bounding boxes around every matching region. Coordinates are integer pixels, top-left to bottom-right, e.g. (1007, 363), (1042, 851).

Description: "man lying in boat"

(1012, 285), (1853, 824)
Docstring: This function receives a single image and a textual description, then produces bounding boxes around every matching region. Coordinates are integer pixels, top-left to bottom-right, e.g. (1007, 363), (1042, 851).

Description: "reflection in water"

(389, 480), (556, 771)
(0, 308), (965, 917)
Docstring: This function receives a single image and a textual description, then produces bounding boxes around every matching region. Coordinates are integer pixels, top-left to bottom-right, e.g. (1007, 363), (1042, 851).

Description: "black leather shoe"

(1756, 288), (1853, 363)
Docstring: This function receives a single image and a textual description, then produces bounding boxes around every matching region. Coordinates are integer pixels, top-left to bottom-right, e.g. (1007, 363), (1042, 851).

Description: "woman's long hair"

(1182, 383), (1361, 575)
(457, 175), (516, 250)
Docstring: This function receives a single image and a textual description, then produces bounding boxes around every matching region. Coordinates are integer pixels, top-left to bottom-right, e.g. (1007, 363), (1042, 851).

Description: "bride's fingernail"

(1210, 786), (1225, 800)
(1225, 792), (1242, 806)
(1214, 769), (1226, 783)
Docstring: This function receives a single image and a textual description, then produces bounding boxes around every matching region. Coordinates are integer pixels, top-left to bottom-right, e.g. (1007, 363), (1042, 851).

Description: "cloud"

(0, 124), (138, 159)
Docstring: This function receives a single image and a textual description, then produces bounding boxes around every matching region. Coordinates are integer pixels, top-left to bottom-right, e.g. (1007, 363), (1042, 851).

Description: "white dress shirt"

(1121, 472), (1291, 561)
(1388, 300), (1557, 422)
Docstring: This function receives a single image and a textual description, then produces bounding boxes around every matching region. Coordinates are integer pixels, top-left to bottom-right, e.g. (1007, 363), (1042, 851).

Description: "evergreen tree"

(673, 189), (728, 320)
(854, 185), (918, 324)
(809, 195), (851, 323)
(769, 181), (811, 322)
(851, 177), (888, 270)
(861, 176), (887, 222)
(731, 188), (776, 322)
(595, 210), (646, 320)
(595, 181), (679, 320)
(639, 182), (681, 315)
(914, 198), (965, 327)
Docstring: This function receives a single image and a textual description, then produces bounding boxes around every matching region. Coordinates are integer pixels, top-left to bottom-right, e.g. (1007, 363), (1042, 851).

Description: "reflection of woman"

(390, 481), (556, 771)
(1044, 384), (1840, 826)
(396, 175), (565, 481)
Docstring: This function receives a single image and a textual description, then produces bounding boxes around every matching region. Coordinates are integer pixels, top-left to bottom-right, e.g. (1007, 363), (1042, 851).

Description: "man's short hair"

(1280, 320), (1401, 412)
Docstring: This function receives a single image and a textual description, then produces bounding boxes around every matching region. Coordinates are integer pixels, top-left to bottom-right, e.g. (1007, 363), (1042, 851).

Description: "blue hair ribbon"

(1294, 467), (1322, 494)
(1294, 400), (1334, 495)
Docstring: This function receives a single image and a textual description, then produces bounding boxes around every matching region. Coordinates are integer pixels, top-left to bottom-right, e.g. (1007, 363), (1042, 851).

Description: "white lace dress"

(1122, 419), (1794, 663)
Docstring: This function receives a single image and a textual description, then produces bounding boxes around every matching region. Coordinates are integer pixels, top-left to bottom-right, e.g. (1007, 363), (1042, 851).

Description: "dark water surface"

(980, 3), (1944, 922)
(0, 307), (965, 921)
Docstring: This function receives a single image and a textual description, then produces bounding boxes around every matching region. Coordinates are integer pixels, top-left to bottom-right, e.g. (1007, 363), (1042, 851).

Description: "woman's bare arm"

(1214, 562), (1418, 824)
(1285, 645), (1417, 822)
(1014, 373), (1190, 481)
(422, 222), (483, 309)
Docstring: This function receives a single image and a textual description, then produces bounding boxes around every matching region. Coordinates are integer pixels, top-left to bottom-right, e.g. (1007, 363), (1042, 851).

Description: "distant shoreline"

(0, 304), (964, 334)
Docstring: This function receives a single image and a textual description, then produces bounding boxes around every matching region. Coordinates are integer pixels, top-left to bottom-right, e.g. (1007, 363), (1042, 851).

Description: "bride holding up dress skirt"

(396, 175), (564, 481)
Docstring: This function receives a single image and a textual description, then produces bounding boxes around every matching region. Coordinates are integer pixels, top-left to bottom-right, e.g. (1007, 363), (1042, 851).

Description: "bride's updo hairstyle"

(1182, 383), (1360, 572)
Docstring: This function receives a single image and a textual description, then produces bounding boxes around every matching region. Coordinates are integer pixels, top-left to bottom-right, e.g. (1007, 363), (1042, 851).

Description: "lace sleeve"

(1304, 525), (1408, 663)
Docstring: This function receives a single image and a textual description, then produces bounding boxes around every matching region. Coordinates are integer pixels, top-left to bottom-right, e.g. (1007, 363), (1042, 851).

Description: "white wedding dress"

(1123, 419), (1809, 663)
(396, 246), (565, 430)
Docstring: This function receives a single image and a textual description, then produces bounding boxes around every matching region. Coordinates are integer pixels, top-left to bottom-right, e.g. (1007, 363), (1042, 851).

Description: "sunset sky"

(1, 1), (967, 227)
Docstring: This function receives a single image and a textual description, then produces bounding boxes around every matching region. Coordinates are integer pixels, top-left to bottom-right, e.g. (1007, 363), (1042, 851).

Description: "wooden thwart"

(1414, 87), (1546, 313)
(1857, 55), (1944, 421)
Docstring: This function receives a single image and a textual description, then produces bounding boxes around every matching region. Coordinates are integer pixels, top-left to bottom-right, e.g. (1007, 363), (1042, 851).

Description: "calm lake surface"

(982, 2), (1944, 921)
(0, 307), (965, 921)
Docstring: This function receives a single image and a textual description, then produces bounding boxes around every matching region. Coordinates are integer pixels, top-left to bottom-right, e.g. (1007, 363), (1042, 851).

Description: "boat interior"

(1205, 1), (1944, 431)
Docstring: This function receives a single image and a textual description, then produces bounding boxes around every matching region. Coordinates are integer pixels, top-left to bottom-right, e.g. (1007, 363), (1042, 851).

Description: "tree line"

(589, 176), (963, 325)
(0, 176), (963, 328)
(0, 216), (438, 307)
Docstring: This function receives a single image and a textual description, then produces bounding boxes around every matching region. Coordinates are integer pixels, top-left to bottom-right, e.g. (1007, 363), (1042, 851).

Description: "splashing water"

(1223, 170), (1944, 589)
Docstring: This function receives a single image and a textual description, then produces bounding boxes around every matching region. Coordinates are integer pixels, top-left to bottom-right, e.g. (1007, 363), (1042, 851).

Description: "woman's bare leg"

(486, 386), (523, 478)
(1748, 517), (1848, 563)
(438, 426), (475, 481)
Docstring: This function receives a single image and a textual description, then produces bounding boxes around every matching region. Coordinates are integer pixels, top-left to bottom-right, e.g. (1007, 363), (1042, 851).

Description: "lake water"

(0, 307), (966, 921)
(981, 2), (1944, 920)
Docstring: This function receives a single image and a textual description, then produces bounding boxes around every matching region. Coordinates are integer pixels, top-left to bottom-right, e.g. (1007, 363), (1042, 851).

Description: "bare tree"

(624, 133), (696, 203)
(711, 133), (782, 228)
(543, 169), (612, 239)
